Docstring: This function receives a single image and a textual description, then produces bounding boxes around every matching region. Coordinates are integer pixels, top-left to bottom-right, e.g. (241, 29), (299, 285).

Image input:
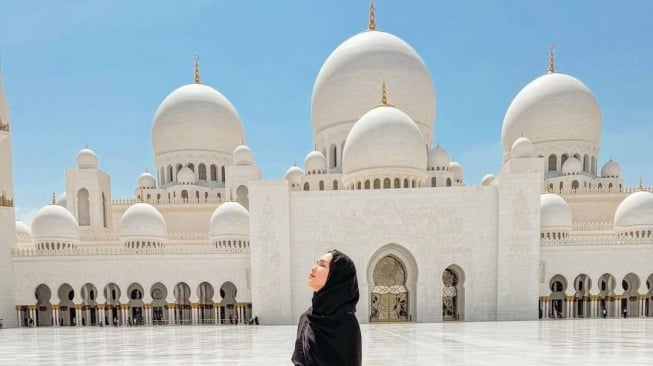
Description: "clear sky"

(1, 0), (652, 225)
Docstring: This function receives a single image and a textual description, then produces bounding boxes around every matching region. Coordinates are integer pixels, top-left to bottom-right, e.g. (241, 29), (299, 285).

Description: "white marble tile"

(0, 319), (652, 365)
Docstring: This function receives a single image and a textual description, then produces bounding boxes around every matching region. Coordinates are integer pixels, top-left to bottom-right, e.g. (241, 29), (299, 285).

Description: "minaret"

(0, 68), (17, 328)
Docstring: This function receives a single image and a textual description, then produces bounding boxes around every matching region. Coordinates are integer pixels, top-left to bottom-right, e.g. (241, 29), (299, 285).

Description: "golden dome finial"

(229, 189), (234, 201)
(381, 81), (388, 105)
(639, 177), (644, 191)
(368, 0), (376, 30)
(194, 55), (201, 84)
(51, 192), (56, 205)
(548, 43), (555, 74)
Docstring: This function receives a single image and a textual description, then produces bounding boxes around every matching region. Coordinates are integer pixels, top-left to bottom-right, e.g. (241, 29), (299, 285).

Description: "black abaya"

(292, 250), (362, 366)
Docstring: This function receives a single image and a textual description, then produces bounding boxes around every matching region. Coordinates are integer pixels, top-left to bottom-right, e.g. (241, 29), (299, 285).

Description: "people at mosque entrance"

(292, 249), (362, 366)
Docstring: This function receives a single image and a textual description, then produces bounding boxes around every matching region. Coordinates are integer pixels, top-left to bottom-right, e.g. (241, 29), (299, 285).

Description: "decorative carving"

(0, 193), (13, 207)
(0, 122), (8, 131)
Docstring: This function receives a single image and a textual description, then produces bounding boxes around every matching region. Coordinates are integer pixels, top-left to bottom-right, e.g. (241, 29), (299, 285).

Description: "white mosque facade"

(1, 9), (653, 329)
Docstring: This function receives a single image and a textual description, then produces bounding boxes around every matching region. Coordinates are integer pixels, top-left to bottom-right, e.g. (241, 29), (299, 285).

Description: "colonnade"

(539, 294), (651, 319)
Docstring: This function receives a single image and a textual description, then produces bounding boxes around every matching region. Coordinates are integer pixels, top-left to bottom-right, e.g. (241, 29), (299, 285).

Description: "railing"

(559, 186), (653, 195)
(12, 244), (249, 257)
(541, 235), (653, 246)
(112, 196), (223, 206)
(572, 222), (613, 231)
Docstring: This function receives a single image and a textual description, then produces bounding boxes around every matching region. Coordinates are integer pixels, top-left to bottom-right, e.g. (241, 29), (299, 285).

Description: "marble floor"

(1, 319), (652, 365)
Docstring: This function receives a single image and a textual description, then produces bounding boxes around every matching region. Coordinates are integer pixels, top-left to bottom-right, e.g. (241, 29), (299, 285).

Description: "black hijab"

(292, 250), (362, 366)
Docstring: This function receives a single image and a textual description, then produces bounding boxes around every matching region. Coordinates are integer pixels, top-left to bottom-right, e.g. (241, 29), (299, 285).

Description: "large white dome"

(502, 73), (601, 159)
(77, 148), (98, 169)
(312, 30), (435, 144)
(304, 151), (327, 175)
(601, 159), (620, 178)
(342, 106), (426, 182)
(137, 172), (157, 189)
(31, 205), (80, 246)
(614, 191), (653, 233)
(540, 193), (572, 233)
(428, 145), (450, 171)
(152, 83), (244, 157)
(209, 201), (249, 239)
(120, 203), (168, 244)
(15, 220), (32, 245)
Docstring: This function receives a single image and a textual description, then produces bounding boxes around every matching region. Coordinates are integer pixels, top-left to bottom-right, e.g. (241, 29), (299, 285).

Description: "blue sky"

(1, 0), (652, 224)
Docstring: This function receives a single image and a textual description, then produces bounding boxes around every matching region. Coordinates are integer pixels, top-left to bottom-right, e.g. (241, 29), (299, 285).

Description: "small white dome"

(502, 73), (601, 160)
(312, 30), (435, 145)
(152, 83), (245, 158)
(15, 220), (31, 241)
(55, 192), (67, 206)
(342, 106), (426, 179)
(601, 159), (620, 178)
(77, 148), (98, 169)
(284, 166), (304, 186)
(540, 193), (572, 233)
(31, 205), (79, 245)
(480, 174), (496, 186)
(428, 145), (450, 170)
(209, 201), (249, 239)
(614, 191), (653, 232)
(449, 161), (463, 182)
(511, 137), (534, 159)
(233, 145), (254, 166)
(177, 167), (196, 185)
(138, 172), (157, 189)
(562, 157), (582, 175)
(120, 203), (168, 243)
(304, 151), (327, 175)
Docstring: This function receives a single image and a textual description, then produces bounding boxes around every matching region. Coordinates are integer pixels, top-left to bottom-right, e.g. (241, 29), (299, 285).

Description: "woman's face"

(308, 252), (333, 292)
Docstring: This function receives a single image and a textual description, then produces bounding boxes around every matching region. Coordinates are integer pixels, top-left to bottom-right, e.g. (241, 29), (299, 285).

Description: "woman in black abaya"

(292, 249), (362, 366)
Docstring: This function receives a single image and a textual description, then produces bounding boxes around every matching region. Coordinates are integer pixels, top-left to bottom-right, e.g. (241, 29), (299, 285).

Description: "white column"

(76, 307), (82, 326)
(16, 308), (21, 328)
(168, 306), (174, 325)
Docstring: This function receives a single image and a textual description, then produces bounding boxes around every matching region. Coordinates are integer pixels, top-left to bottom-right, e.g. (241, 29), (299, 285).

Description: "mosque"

(0, 4), (652, 328)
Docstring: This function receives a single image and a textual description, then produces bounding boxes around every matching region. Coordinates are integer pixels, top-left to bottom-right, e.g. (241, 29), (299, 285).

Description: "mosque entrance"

(370, 256), (409, 322)
(442, 265), (465, 321)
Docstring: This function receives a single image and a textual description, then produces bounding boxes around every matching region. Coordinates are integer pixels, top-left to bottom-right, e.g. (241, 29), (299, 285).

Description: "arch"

(210, 164), (218, 181)
(583, 155), (589, 172)
(235, 184), (250, 208)
(549, 274), (567, 318)
(197, 282), (215, 324)
(319, 180), (324, 191)
(221, 166), (226, 183)
(77, 188), (90, 226)
(176, 164), (183, 181)
(103, 283), (122, 326)
(598, 273), (617, 317)
(58, 283), (76, 326)
(431, 177), (436, 187)
(150, 282), (168, 325)
(198, 163), (207, 180)
(219, 282), (238, 324)
(181, 190), (189, 200)
(303, 182), (310, 191)
(646, 274), (653, 317)
(127, 282), (145, 326)
(173, 282), (192, 325)
(159, 167), (164, 186)
(573, 153), (581, 161)
(332, 180), (338, 190)
(404, 178), (409, 188)
(446, 178), (452, 187)
(364, 180), (370, 189)
(572, 180), (579, 190)
(80, 283), (99, 325)
(329, 143), (337, 169)
(622, 273), (640, 317)
(373, 179), (381, 189)
(394, 178), (400, 188)
(367, 244), (418, 323)
(548, 155), (557, 172)
(442, 265), (466, 321)
(591, 156), (597, 175)
(573, 274), (591, 318)
(383, 178), (391, 189)
(102, 192), (108, 228)
(167, 165), (173, 184)
(34, 284), (52, 327)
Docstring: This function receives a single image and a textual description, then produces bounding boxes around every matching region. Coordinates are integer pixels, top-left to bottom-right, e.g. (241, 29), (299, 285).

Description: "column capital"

(214, 302), (221, 308)
(565, 295), (574, 301)
(167, 303), (176, 309)
(98, 304), (106, 309)
(15, 305), (22, 311)
(28, 305), (36, 310)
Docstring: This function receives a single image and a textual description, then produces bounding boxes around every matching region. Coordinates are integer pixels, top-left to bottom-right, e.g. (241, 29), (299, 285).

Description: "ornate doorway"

(442, 266), (465, 321)
(370, 256), (409, 322)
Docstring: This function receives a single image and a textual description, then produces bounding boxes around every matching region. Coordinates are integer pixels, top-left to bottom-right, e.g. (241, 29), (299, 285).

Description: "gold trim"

(548, 43), (555, 73)
(368, 0), (376, 30)
(194, 55), (201, 84)
(0, 122), (8, 132)
(0, 193), (13, 207)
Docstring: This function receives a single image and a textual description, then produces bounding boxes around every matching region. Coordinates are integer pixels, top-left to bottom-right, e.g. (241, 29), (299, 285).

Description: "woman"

(292, 249), (362, 366)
